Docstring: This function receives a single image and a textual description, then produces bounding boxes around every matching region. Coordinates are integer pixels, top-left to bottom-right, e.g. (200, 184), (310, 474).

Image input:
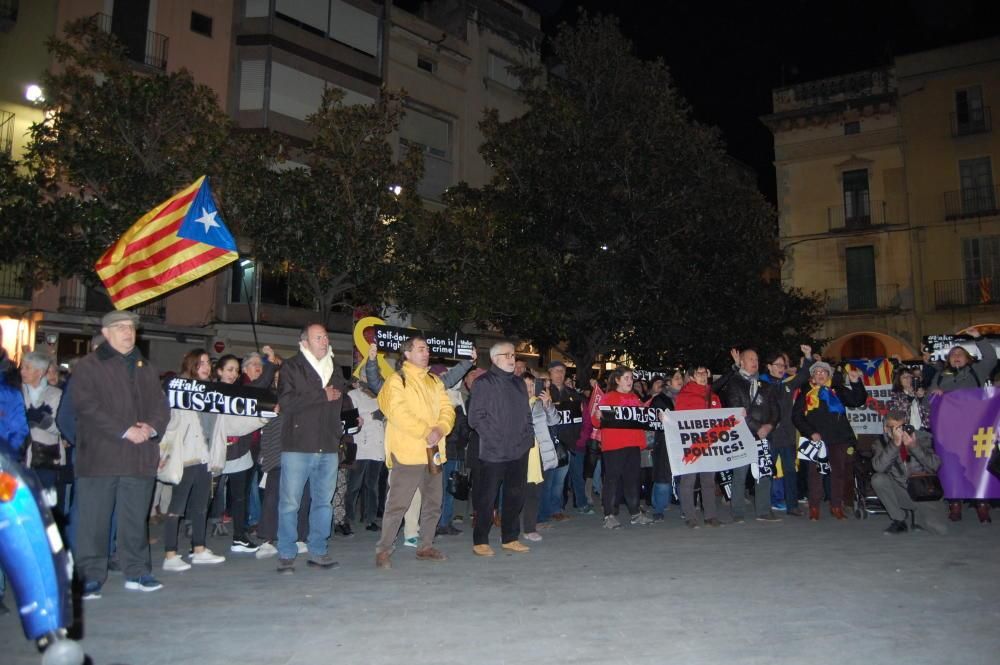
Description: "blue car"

(0, 448), (84, 664)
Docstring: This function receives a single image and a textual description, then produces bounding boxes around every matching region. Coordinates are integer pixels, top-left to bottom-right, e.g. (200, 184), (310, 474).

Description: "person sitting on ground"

(872, 410), (945, 535)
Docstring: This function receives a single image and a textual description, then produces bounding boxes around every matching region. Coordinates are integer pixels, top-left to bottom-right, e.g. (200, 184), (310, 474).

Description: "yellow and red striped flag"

(96, 176), (238, 310)
(843, 357), (893, 387)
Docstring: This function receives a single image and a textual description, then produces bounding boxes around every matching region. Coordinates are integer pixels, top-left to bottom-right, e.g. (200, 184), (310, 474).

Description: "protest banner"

(632, 368), (672, 383)
(554, 399), (583, 426)
(843, 357), (893, 435)
(341, 408), (361, 435)
(922, 334), (1000, 363)
(165, 377), (277, 418)
(373, 325), (475, 360)
(751, 438), (774, 480)
(930, 387), (1000, 499)
(660, 408), (755, 475)
(598, 404), (664, 431)
(797, 437), (831, 475)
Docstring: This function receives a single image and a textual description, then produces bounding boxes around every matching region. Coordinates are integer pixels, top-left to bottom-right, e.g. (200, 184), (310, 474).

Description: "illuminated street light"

(25, 84), (44, 102)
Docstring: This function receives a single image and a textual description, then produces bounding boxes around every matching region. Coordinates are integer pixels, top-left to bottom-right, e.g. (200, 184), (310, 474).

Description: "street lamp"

(24, 84), (44, 103)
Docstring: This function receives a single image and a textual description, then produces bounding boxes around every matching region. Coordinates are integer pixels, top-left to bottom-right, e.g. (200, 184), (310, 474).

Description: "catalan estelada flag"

(844, 357), (893, 386)
(96, 176), (238, 310)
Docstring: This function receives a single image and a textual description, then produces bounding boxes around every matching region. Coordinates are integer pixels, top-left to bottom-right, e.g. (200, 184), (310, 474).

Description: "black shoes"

(365, 522), (380, 532)
(435, 524), (462, 536)
(334, 522), (354, 537)
(884, 520), (908, 535)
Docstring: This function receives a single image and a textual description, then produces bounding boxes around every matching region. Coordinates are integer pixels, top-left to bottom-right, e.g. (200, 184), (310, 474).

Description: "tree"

(10, 17), (249, 286)
(421, 14), (822, 378)
(232, 88), (425, 326)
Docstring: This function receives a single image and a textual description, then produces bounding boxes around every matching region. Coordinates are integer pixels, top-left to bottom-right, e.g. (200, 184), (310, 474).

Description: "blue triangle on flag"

(177, 178), (238, 252)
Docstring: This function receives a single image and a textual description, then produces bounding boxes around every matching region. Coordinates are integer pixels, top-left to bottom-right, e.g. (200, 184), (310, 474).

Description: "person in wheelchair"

(872, 410), (946, 535)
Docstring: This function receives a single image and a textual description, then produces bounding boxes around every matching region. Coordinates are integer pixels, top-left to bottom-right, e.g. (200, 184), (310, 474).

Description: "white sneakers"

(296, 541), (308, 554)
(255, 542), (278, 559)
(190, 549), (226, 565)
(162, 556), (191, 572)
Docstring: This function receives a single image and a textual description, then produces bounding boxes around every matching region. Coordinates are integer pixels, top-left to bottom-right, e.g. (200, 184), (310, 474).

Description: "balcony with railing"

(0, 263), (31, 301)
(0, 109), (12, 157)
(59, 279), (165, 320)
(96, 13), (168, 71)
(934, 278), (1000, 309)
(944, 184), (999, 220)
(951, 107), (991, 137)
(825, 284), (900, 315)
(827, 199), (889, 232)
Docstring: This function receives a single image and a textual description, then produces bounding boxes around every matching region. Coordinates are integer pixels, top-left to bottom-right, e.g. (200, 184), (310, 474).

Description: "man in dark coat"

(73, 311), (170, 598)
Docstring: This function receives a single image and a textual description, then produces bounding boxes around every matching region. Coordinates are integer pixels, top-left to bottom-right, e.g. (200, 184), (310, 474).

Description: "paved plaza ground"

(3, 506), (1000, 665)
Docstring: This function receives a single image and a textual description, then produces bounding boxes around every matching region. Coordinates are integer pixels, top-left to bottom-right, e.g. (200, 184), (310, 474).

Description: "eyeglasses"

(496, 352), (516, 359)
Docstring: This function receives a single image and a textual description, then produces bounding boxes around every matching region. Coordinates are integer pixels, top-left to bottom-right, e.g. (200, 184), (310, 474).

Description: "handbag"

(30, 440), (62, 470)
(339, 438), (358, 466)
(906, 472), (944, 502)
(554, 438), (569, 467)
(157, 420), (186, 485)
(447, 461), (472, 501)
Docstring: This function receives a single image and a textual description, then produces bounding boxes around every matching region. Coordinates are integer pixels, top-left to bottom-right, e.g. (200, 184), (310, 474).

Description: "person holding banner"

(161, 350), (226, 572)
(592, 367), (655, 529)
(674, 366), (723, 527)
(759, 347), (814, 517)
(792, 362), (867, 521)
(929, 327), (996, 523)
(713, 348), (781, 523)
(548, 361), (592, 515)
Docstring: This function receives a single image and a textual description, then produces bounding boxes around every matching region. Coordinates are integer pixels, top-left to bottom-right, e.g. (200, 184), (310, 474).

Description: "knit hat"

(809, 361), (833, 376)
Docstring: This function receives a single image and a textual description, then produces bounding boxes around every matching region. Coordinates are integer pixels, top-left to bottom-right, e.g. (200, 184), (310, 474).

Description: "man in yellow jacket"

(375, 336), (456, 569)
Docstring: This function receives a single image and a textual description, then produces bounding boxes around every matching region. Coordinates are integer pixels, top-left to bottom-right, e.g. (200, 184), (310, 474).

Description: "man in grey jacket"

(468, 341), (533, 556)
(872, 410), (945, 535)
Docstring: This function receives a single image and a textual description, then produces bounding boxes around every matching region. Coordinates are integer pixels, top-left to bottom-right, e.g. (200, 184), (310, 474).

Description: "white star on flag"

(194, 207), (220, 232)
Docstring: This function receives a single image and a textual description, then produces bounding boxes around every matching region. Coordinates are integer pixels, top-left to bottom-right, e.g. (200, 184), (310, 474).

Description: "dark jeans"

(568, 450), (588, 508)
(212, 468), (252, 541)
(346, 459), (383, 525)
(75, 475), (155, 583)
(522, 482), (542, 533)
(33, 467), (70, 526)
(473, 452), (529, 546)
(808, 443), (850, 509)
(601, 447), (641, 517)
(164, 464), (211, 552)
(438, 459), (459, 527)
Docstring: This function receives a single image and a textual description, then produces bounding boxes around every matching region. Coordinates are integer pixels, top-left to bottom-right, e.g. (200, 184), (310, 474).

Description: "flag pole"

(240, 261), (261, 352)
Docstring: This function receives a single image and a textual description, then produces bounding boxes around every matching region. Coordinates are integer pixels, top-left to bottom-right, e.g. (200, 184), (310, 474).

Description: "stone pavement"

(3, 507), (1000, 665)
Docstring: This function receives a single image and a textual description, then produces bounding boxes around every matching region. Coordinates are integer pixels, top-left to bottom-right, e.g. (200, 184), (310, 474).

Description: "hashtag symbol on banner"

(972, 427), (995, 458)
(169, 378), (184, 389)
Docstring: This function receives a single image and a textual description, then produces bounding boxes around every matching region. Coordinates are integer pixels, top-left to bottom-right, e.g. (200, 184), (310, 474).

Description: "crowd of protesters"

(0, 315), (994, 611)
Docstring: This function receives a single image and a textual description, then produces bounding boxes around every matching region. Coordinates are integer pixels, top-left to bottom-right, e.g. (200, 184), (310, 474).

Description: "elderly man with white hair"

(467, 341), (534, 556)
(21, 351), (66, 513)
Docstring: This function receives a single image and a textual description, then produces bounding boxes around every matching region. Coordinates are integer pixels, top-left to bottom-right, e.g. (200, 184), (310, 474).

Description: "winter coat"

(72, 343), (170, 478)
(23, 382), (64, 467)
(468, 365), (533, 463)
(0, 373), (28, 457)
(348, 387), (386, 462)
(378, 361), (455, 467)
(887, 390), (931, 431)
(531, 397), (560, 471)
(591, 390), (646, 452)
(277, 351), (347, 454)
(650, 392), (674, 483)
(931, 339), (997, 392)
(674, 382), (721, 411)
(713, 369), (778, 438)
(872, 429), (940, 486)
(791, 378), (867, 447)
(759, 360), (813, 449)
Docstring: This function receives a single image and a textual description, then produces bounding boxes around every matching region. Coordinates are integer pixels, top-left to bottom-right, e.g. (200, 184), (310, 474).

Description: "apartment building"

(763, 37), (1000, 359)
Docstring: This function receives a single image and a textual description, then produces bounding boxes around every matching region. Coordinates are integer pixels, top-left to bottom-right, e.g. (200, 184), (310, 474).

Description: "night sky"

(527, 0), (1000, 201)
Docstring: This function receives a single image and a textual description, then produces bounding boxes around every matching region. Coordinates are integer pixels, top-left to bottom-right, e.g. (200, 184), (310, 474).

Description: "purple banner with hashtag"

(930, 388), (1000, 499)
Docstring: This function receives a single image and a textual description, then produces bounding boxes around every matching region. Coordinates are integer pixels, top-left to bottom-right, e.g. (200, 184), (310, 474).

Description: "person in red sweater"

(674, 366), (724, 528)
(592, 367), (654, 529)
